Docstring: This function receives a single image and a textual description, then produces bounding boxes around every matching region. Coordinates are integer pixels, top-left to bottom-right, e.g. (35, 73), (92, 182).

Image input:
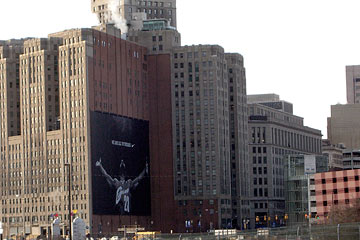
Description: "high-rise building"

(91, 0), (177, 31)
(327, 104), (360, 150)
(0, 0), (253, 236)
(225, 53), (250, 229)
(327, 66), (360, 152)
(0, 40), (24, 137)
(346, 65), (360, 104)
(0, 25), (176, 238)
(248, 96), (322, 228)
(171, 45), (250, 230)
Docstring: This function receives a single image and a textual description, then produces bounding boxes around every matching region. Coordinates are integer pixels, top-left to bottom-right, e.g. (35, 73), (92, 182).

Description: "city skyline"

(2, 0), (360, 137)
(1, 0), (360, 237)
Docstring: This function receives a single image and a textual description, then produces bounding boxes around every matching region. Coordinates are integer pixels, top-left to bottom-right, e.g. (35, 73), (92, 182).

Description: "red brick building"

(315, 169), (360, 221)
(0, 24), (177, 238)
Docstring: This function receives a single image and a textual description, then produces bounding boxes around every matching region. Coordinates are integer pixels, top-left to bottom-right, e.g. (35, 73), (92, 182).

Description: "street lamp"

(64, 163), (72, 240)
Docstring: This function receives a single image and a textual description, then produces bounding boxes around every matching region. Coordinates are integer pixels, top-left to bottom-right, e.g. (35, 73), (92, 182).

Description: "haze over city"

(3, 0), (360, 137)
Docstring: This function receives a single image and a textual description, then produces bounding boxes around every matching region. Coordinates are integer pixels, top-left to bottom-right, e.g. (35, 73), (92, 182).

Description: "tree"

(328, 199), (360, 224)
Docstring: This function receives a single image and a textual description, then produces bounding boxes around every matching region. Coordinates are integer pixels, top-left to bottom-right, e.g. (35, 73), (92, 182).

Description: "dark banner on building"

(90, 111), (151, 216)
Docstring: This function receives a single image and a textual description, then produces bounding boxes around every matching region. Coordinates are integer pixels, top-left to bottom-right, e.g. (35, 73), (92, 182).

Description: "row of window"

(136, 8), (172, 16)
(253, 167), (268, 175)
(253, 177), (268, 185)
(323, 198), (356, 206)
(253, 188), (268, 197)
(320, 175), (360, 184)
(137, 1), (172, 7)
(320, 187), (360, 195)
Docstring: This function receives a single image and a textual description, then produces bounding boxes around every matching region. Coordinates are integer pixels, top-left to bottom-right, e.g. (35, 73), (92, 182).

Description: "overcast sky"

(1, 0), (360, 137)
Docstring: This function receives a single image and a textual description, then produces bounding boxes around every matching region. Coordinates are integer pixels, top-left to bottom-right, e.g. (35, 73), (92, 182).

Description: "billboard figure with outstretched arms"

(91, 111), (151, 216)
(96, 158), (148, 214)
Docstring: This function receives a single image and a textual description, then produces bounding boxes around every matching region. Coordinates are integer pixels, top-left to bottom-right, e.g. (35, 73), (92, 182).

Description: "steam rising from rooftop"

(95, 0), (128, 34)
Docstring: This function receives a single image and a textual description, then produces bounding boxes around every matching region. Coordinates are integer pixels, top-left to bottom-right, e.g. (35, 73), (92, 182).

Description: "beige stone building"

(91, 0), (177, 31)
(0, 40), (24, 137)
(327, 104), (360, 149)
(128, 19), (181, 54)
(346, 65), (360, 104)
(0, 32), (89, 238)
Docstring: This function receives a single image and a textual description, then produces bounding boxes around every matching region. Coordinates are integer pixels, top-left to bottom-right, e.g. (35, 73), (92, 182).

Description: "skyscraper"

(0, 0), (254, 236)
(346, 65), (360, 104)
(91, 0), (177, 31)
(0, 25), (176, 238)
(225, 53), (250, 229)
(171, 46), (250, 230)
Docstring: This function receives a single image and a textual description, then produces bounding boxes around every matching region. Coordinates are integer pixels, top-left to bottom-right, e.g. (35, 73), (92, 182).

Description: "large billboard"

(90, 111), (151, 216)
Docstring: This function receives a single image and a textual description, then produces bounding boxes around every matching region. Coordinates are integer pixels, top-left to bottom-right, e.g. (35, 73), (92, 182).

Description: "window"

(333, 189), (338, 194)
(345, 188), (349, 193)
(345, 199), (350, 204)
(334, 200), (338, 205)
(344, 177), (348, 182)
(322, 190), (326, 195)
(152, 36), (156, 42)
(333, 178), (337, 183)
(356, 176), (359, 181)
(322, 179), (326, 184)
(323, 201), (327, 206)
(159, 35), (163, 41)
